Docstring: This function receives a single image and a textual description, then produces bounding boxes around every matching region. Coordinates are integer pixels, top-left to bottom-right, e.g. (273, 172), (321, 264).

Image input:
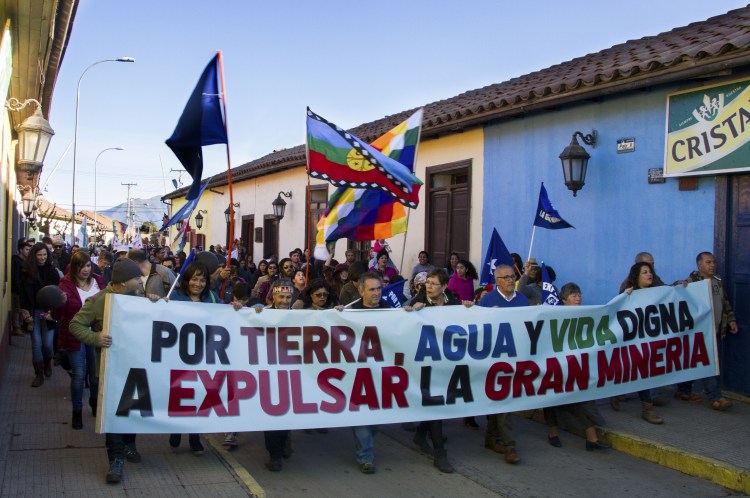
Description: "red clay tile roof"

(165, 5), (750, 199)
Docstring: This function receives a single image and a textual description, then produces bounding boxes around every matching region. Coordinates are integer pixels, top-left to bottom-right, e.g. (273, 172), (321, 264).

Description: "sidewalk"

(0, 335), (255, 497)
(597, 387), (750, 494)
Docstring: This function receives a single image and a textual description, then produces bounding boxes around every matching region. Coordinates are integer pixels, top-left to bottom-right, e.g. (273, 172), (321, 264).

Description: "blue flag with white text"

(480, 228), (514, 286)
(541, 263), (560, 305)
(382, 279), (407, 308)
(533, 183), (573, 229)
(165, 54), (227, 201)
(160, 181), (209, 231)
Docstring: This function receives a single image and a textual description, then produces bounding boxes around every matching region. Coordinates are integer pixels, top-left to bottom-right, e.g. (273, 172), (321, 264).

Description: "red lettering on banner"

(690, 332), (709, 368)
(331, 326), (356, 362)
(304, 326), (329, 363)
(665, 337), (682, 373)
(513, 361), (540, 397)
(196, 370), (228, 416)
(278, 327), (302, 364)
(226, 370), (257, 416)
(240, 327), (263, 364)
(318, 368), (346, 413)
(649, 340), (667, 377)
(538, 358), (564, 395)
(290, 370), (317, 413)
(349, 368), (379, 410)
(358, 327), (384, 362)
(169, 369), (197, 416)
(381, 366), (409, 409)
(259, 370), (290, 416)
(485, 362), (513, 401)
(566, 354), (589, 391)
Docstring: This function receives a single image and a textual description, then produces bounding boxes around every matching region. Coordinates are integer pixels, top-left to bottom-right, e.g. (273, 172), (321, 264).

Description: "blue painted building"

(483, 87), (716, 305)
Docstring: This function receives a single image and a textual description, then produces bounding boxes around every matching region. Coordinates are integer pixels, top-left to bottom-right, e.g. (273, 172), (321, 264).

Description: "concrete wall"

(483, 85), (716, 305)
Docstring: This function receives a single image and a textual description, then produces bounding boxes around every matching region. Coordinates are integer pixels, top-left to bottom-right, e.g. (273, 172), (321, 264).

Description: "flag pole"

(305, 167), (312, 283)
(526, 225), (537, 263)
(398, 208), (411, 274)
(217, 50), (234, 299)
(398, 108), (423, 275)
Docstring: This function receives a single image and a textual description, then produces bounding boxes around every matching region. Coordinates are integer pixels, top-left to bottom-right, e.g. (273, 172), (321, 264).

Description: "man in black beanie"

(69, 257), (157, 484)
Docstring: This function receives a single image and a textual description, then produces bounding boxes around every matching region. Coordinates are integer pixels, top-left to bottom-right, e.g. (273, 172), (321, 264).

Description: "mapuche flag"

(306, 108), (422, 208)
(313, 110), (423, 260)
(165, 54), (227, 202)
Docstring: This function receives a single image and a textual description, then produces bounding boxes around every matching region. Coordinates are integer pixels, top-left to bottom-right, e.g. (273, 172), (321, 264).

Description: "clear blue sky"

(40, 0), (750, 216)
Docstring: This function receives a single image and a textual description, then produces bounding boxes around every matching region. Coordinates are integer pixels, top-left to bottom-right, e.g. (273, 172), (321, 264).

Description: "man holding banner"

(69, 258), (160, 484)
(479, 265), (529, 464)
(344, 271), (389, 473)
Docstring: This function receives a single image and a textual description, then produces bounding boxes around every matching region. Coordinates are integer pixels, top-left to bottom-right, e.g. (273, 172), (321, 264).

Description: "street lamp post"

(70, 57), (135, 244)
(94, 147), (124, 240)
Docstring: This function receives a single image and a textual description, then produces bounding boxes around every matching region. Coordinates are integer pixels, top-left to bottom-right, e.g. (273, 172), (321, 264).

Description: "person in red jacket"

(52, 251), (105, 430)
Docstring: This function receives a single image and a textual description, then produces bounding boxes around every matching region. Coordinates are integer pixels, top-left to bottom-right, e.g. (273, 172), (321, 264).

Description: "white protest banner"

(97, 281), (715, 434)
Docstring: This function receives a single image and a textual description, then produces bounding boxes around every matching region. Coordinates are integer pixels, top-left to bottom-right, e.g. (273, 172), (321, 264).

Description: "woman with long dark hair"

(447, 259), (478, 302)
(617, 262), (664, 424)
(20, 243), (60, 387)
(53, 251), (105, 429)
(168, 262), (219, 454)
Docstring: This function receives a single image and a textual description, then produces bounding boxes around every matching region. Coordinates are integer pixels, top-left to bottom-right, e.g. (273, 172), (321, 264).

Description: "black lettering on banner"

(116, 368), (153, 417)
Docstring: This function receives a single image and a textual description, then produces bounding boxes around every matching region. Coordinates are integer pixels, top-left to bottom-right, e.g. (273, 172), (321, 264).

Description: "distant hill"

(99, 195), (168, 225)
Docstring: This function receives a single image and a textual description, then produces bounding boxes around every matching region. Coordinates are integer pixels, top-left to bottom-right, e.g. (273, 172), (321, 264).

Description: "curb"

(601, 428), (750, 494)
(204, 435), (266, 498)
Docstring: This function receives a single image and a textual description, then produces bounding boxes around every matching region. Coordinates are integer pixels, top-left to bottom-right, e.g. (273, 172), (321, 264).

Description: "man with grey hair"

(478, 265), (528, 463)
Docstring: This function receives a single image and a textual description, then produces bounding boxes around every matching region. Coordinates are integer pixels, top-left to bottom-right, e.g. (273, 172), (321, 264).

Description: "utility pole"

(122, 182), (137, 241)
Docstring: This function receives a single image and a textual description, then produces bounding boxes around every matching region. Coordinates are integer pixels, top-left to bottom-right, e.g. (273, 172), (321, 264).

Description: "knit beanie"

(195, 251), (219, 275)
(111, 257), (143, 284)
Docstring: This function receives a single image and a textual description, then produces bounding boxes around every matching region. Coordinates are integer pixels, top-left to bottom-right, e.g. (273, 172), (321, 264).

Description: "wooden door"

(426, 161), (471, 268)
(719, 174), (750, 394)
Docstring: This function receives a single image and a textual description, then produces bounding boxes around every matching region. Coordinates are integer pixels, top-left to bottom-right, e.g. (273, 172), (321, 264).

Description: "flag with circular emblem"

(306, 108), (423, 207)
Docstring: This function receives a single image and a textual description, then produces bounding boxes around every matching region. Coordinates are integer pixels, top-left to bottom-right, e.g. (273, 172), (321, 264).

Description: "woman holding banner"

(544, 283), (611, 450)
(404, 268), (473, 473)
(168, 262), (219, 455)
(292, 279), (337, 310)
(53, 251), (104, 430)
(618, 262), (665, 424)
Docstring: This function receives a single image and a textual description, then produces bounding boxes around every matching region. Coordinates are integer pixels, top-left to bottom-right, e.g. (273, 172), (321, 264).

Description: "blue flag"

(533, 183), (573, 229)
(541, 263), (561, 305)
(160, 180), (209, 231)
(165, 54), (227, 201)
(382, 279), (407, 308)
(178, 249), (196, 278)
(480, 228), (514, 285)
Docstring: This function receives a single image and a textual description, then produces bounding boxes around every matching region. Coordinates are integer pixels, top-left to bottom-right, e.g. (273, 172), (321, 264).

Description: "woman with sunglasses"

(252, 261), (278, 298)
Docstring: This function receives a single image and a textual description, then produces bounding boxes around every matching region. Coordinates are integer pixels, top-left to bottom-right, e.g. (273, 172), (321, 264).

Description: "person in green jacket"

(69, 257), (156, 485)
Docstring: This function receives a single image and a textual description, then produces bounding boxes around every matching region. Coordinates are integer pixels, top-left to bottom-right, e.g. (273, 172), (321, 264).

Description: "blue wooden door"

(722, 174), (750, 395)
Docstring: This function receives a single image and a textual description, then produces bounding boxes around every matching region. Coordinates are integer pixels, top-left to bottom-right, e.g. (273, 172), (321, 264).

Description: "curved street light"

(94, 147), (124, 240)
(70, 57), (135, 243)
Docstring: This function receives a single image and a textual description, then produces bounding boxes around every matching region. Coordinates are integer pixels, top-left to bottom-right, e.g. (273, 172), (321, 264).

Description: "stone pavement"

(0, 336), (253, 497)
(1, 333), (748, 497)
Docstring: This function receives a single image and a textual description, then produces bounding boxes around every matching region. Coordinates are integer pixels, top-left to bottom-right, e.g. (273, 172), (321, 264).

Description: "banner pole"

(398, 208), (411, 274)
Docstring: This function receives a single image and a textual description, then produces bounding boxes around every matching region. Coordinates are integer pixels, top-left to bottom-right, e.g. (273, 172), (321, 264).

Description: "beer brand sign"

(664, 78), (750, 177)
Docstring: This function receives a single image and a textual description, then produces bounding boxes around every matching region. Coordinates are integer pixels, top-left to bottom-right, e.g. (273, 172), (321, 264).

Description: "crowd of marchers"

(9, 235), (738, 484)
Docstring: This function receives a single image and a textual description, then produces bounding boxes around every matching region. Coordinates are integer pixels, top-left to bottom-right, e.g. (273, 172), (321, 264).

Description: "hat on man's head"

(111, 258), (142, 284)
(195, 250), (219, 275)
